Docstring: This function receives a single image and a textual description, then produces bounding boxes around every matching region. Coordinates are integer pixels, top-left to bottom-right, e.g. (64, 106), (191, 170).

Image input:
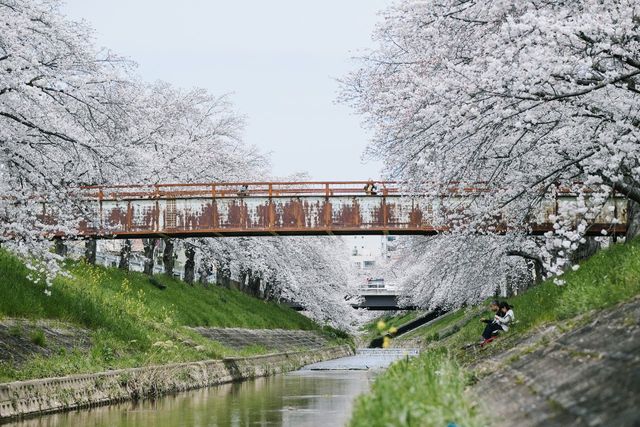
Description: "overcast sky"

(62, 1), (388, 181)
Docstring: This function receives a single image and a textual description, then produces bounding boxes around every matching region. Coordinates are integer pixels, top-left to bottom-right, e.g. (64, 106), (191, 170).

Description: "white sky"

(62, 0), (388, 181)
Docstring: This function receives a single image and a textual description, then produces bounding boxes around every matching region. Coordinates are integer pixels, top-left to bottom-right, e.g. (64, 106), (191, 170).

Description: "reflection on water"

(7, 370), (375, 427)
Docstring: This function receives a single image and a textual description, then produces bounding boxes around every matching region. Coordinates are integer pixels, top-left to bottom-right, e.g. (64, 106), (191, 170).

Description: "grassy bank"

(360, 311), (421, 343)
(350, 239), (640, 427)
(0, 249), (348, 382)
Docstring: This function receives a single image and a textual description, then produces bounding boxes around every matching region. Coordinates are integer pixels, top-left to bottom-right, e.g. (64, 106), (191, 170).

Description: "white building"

(344, 235), (399, 289)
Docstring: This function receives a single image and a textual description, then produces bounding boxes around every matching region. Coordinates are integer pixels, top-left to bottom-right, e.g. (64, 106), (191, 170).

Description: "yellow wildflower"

(382, 336), (391, 348)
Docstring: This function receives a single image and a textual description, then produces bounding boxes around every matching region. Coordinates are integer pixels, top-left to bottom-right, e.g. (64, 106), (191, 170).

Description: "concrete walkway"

(302, 348), (419, 371)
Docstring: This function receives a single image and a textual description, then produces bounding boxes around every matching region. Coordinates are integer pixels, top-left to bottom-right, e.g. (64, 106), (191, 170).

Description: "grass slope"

(360, 311), (421, 343)
(0, 249), (345, 382)
(350, 239), (640, 427)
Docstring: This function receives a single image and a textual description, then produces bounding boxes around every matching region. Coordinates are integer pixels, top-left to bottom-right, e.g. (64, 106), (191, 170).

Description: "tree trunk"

(246, 270), (262, 297)
(143, 238), (157, 276)
(240, 267), (250, 293)
(239, 268), (261, 297)
(184, 245), (196, 285)
(571, 237), (600, 263)
(162, 238), (175, 276)
(54, 238), (67, 257)
(527, 259), (544, 286)
(84, 238), (97, 265)
(250, 275), (262, 298)
(216, 264), (231, 288)
(626, 200), (640, 242)
(263, 278), (279, 301)
(506, 250), (546, 284)
(118, 239), (131, 270)
(504, 279), (514, 298)
(199, 262), (213, 286)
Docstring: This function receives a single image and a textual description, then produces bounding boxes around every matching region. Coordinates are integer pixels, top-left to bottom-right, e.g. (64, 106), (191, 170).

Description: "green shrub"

(29, 329), (46, 347)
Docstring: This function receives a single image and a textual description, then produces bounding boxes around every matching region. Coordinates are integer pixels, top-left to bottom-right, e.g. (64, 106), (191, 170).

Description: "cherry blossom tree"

(0, 0), (141, 284)
(107, 82), (266, 274)
(190, 235), (358, 329)
(342, 0), (639, 306)
(392, 235), (540, 310)
(119, 82), (266, 185)
(344, 0), (639, 224)
(0, 1), (360, 328)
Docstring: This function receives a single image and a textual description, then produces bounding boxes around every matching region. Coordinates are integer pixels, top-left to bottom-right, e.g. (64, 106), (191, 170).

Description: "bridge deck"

(54, 181), (627, 238)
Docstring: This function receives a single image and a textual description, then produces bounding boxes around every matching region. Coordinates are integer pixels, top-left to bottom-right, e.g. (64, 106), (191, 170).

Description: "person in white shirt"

(495, 301), (515, 331)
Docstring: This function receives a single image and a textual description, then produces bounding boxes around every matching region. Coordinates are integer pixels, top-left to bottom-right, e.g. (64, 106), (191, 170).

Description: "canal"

(5, 350), (416, 427)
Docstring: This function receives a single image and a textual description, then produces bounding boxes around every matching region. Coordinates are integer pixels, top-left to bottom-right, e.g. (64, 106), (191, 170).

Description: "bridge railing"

(79, 180), (501, 201)
(80, 181), (395, 200)
(21, 181), (629, 238)
(358, 286), (399, 295)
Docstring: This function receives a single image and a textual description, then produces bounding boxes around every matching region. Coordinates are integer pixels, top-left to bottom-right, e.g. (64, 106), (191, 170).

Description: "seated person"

(481, 301), (514, 341)
(480, 300), (499, 324)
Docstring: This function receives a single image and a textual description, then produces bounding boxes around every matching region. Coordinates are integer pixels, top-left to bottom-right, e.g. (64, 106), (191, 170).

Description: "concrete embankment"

(0, 345), (352, 422)
(471, 297), (640, 426)
(191, 327), (332, 352)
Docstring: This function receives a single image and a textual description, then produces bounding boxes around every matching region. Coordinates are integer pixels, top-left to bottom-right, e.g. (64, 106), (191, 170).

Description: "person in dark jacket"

(364, 180), (378, 195)
(481, 301), (514, 340)
(481, 300), (500, 324)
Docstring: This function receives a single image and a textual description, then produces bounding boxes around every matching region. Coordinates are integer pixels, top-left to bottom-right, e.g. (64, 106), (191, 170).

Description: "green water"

(7, 370), (375, 427)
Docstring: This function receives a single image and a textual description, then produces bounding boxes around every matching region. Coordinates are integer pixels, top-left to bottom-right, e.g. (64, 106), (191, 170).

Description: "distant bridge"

(349, 287), (412, 311)
(47, 181), (627, 238)
(283, 287), (410, 311)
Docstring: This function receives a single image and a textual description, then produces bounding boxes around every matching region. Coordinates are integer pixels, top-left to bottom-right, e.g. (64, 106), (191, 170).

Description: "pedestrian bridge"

(58, 181), (627, 238)
(350, 287), (411, 310)
(286, 289), (408, 311)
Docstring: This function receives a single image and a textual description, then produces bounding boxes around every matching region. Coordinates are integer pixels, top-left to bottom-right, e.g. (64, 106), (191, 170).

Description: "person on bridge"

(364, 180), (378, 195)
(481, 301), (514, 341)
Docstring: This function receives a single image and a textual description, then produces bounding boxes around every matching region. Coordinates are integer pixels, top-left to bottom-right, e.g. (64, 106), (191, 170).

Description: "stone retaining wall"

(190, 327), (330, 351)
(0, 345), (353, 422)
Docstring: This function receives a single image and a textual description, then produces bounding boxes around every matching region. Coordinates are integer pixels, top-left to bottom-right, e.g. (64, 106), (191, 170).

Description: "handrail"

(11, 181), (626, 206)
(77, 181), (502, 201)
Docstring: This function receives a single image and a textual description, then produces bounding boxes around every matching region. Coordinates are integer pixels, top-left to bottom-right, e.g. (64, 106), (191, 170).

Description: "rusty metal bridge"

(63, 181), (629, 239)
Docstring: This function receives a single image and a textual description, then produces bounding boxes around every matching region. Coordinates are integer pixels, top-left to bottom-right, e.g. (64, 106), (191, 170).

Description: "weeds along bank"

(351, 239), (640, 427)
(0, 249), (350, 382)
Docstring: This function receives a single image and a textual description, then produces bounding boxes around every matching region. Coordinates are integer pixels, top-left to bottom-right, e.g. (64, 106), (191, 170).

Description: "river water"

(6, 350), (416, 427)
